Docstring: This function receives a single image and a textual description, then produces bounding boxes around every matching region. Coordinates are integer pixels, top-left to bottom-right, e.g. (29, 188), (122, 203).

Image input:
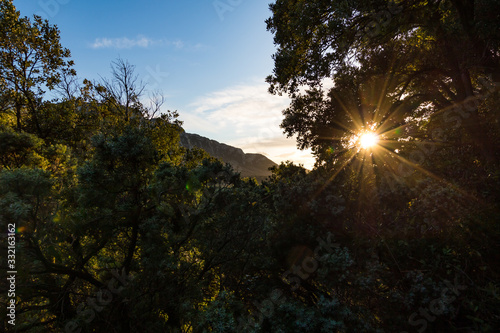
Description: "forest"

(1, 0), (499, 332)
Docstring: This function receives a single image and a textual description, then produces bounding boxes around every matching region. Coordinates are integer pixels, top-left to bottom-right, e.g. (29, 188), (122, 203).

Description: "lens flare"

(359, 132), (379, 149)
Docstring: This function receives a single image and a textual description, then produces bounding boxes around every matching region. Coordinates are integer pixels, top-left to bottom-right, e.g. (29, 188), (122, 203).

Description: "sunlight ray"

(312, 151), (358, 201)
(376, 109), (414, 136)
(330, 90), (365, 131)
(376, 145), (481, 202)
(373, 74), (394, 125)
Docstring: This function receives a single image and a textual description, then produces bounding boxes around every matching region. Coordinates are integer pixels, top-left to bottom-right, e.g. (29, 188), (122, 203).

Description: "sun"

(359, 132), (379, 149)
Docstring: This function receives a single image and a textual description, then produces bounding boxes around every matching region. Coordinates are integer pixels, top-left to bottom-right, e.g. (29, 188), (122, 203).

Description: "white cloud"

(172, 40), (184, 49)
(91, 36), (156, 49)
(90, 36), (198, 50)
(183, 82), (315, 169)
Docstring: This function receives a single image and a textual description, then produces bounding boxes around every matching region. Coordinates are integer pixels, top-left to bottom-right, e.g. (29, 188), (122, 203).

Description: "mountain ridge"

(179, 132), (277, 181)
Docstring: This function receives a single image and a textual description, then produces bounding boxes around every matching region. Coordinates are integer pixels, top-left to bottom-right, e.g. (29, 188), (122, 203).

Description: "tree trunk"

(15, 102), (21, 131)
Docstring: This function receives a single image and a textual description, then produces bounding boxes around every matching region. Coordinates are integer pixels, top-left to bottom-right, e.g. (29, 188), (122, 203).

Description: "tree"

(263, 3), (500, 331)
(0, 0), (75, 134)
(95, 58), (146, 123)
(2, 1), (499, 331)
(266, 0), (500, 164)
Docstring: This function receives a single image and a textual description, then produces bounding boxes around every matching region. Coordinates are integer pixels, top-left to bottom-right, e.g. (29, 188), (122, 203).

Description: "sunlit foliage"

(0, 1), (499, 332)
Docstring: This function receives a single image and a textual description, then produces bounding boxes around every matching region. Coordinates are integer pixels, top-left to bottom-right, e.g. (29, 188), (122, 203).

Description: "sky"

(13, 0), (315, 169)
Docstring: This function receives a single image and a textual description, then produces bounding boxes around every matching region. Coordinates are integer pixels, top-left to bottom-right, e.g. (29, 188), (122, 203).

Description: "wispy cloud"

(187, 83), (288, 135)
(90, 36), (198, 50)
(183, 82), (315, 169)
(91, 36), (156, 49)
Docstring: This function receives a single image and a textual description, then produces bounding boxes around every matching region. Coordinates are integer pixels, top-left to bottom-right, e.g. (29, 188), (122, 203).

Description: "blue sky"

(14, 0), (314, 169)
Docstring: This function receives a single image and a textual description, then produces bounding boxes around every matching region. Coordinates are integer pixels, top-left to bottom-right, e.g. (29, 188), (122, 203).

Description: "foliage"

(267, 0), (500, 165)
(0, 0), (75, 134)
(0, 1), (499, 332)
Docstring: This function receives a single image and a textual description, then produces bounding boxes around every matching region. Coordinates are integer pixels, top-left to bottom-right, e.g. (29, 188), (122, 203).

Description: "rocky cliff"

(179, 132), (277, 181)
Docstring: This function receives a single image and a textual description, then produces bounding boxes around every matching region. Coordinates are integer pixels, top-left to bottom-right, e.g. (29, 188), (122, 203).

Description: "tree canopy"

(267, 0), (500, 164)
(1, 0), (499, 332)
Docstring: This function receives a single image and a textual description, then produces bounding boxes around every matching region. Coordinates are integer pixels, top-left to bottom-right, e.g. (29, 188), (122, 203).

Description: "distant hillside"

(179, 132), (277, 181)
